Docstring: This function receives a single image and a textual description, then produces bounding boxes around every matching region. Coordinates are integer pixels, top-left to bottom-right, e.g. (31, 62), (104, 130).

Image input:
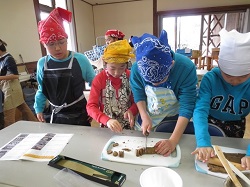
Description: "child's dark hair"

(129, 36), (134, 47)
(0, 39), (7, 52)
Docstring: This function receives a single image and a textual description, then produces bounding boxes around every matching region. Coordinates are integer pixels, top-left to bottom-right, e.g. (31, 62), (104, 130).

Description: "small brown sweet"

(140, 148), (144, 156)
(136, 149), (140, 157)
(135, 147), (156, 156)
(122, 148), (131, 152)
(207, 163), (227, 173)
(145, 147), (156, 154)
(119, 151), (124, 158)
(135, 148), (145, 157)
(113, 143), (119, 147)
(113, 151), (118, 157)
(107, 150), (113, 154)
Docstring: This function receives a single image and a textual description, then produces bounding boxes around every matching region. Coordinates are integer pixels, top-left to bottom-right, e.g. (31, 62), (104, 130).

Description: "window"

(163, 15), (201, 51)
(39, 0), (52, 7)
(33, 0), (75, 55)
(157, 5), (250, 56)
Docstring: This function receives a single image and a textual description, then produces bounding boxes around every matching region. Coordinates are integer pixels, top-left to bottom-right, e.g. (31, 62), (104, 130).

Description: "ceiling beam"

(81, 0), (143, 6)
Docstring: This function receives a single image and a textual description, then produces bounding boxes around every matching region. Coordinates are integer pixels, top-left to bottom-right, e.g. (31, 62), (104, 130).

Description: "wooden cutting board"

(101, 135), (181, 167)
(195, 145), (246, 178)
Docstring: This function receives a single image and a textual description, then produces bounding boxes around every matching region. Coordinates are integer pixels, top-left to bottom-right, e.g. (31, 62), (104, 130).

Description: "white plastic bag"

(54, 168), (96, 187)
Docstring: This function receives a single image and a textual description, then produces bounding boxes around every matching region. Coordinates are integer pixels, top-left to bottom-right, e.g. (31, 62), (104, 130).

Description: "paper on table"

(0, 133), (73, 161)
(185, 48), (191, 53)
(54, 168), (97, 187)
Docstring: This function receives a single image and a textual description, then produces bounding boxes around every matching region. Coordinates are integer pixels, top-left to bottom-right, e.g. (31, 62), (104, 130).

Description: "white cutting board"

(101, 135), (181, 167)
(195, 145), (247, 178)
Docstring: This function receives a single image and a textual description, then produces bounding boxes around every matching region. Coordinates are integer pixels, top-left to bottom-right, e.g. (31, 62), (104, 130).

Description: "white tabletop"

(196, 69), (208, 76)
(197, 69), (208, 82)
(0, 121), (248, 187)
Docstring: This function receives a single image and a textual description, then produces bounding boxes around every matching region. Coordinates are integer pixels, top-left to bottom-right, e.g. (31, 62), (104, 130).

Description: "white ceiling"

(82, 0), (144, 6)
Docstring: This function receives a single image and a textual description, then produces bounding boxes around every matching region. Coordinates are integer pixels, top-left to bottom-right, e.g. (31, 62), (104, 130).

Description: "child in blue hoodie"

(192, 29), (250, 169)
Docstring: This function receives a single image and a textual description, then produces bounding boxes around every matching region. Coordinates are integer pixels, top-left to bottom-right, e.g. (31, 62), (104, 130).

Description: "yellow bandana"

(103, 40), (135, 63)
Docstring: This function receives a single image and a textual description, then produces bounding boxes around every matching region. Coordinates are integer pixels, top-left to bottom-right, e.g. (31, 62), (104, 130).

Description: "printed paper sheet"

(0, 133), (73, 161)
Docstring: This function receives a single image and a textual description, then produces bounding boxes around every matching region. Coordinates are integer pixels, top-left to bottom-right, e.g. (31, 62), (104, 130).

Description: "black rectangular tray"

(48, 155), (126, 187)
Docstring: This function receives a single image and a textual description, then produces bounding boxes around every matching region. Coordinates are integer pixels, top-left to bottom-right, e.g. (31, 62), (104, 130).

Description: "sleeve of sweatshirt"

(126, 70), (138, 116)
(128, 91), (138, 116)
(246, 145), (250, 156)
(193, 74), (213, 148)
(34, 57), (47, 114)
(86, 73), (110, 125)
(175, 59), (197, 120)
(74, 53), (96, 86)
(129, 63), (147, 103)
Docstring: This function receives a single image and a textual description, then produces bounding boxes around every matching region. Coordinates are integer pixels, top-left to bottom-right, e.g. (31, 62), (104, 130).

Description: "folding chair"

(154, 120), (226, 137)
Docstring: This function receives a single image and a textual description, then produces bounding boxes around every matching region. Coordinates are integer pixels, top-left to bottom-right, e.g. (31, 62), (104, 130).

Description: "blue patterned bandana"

(131, 30), (173, 84)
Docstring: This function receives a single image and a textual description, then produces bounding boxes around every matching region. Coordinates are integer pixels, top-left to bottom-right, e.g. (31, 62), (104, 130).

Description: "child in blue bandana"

(130, 30), (197, 157)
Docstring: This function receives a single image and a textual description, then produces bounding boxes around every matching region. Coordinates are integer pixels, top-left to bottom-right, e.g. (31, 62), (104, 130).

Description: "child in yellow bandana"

(90, 29), (125, 70)
(87, 40), (138, 132)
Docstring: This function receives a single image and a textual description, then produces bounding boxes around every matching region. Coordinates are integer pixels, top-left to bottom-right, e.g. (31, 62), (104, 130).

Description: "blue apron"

(135, 84), (179, 130)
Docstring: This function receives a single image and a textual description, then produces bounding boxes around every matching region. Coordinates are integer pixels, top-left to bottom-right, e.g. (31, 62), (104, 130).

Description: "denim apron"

(42, 53), (89, 126)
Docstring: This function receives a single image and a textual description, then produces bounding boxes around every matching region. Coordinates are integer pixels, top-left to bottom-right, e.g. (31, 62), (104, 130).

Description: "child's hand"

(36, 113), (45, 122)
(141, 115), (152, 135)
(154, 139), (175, 157)
(241, 156), (250, 170)
(106, 119), (122, 133)
(191, 147), (215, 162)
(124, 110), (134, 127)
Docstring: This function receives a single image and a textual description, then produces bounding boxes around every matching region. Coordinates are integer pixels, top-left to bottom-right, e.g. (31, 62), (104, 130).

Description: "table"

(0, 121), (248, 187)
(197, 69), (208, 83)
(19, 74), (31, 83)
(206, 56), (217, 71)
(189, 57), (199, 67)
(197, 69), (208, 76)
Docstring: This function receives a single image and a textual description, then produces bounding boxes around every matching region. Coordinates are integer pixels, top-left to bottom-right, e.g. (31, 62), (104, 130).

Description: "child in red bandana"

(34, 8), (95, 126)
(105, 29), (125, 45)
(90, 29), (125, 70)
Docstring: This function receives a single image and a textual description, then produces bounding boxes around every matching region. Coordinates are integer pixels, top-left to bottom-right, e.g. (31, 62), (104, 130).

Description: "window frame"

(155, 4), (250, 36)
(153, 3), (250, 56)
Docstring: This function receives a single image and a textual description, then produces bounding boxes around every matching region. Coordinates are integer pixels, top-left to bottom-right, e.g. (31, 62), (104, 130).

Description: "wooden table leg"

(206, 56), (212, 71)
(198, 57), (202, 69)
(194, 58), (198, 68)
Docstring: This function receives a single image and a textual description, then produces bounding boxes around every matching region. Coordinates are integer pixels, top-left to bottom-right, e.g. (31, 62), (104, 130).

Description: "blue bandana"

(131, 30), (173, 84)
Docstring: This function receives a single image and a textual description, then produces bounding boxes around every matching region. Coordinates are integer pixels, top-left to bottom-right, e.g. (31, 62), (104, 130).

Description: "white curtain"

(243, 9), (250, 33)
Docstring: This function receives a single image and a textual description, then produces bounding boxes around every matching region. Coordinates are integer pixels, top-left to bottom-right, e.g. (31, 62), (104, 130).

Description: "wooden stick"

(213, 145), (242, 187)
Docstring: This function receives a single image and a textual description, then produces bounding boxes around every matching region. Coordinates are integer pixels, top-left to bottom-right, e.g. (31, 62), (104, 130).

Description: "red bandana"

(105, 30), (125, 39)
(38, 7), (72, 44)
